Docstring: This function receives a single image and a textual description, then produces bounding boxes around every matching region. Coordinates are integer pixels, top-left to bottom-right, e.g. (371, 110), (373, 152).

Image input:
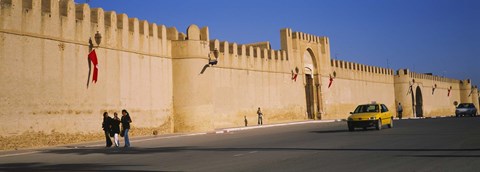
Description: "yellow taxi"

(347, 103), (394, 131)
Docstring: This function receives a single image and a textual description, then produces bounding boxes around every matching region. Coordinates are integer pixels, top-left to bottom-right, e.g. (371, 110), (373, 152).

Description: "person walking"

(111, 112), (121, 147)
(121, 109), (132, 147)
(397, 102), (403, 119)
(257, 107), (263, 125)
(102, 112), (113, 148)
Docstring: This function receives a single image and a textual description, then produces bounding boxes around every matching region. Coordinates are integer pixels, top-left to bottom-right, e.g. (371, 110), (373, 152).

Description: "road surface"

(1, 117), (480, 171)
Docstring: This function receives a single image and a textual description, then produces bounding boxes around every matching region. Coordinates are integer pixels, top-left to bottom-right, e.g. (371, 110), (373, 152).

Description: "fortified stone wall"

(170, 26), (308, 132)
(283, 29), (332, 120)
(0, 0), (173, 137)
(0, 0), (478, 150)
(210, 39), (305, 129)
(394, 69), (478, 118)
(324, 59), (396, 119)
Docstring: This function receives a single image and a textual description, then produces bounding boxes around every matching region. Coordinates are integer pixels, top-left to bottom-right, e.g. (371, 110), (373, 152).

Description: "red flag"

(88, 50), (98, 83)
(447, 86), (452, 97)
(328, 75), (334, 88)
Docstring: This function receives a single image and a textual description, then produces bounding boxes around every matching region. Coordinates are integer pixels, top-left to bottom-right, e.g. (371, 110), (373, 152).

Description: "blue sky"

(82, 0), (479, 86)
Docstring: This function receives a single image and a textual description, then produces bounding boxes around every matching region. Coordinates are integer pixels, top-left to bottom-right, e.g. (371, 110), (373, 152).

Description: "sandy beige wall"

(171, 37), (306, 132)
(394, 70), (468, 117)
(0, 0), (173, 137)
(211, 60), (306, 129)
(213, 40), (305, 128)
(322, 65), (395, 119)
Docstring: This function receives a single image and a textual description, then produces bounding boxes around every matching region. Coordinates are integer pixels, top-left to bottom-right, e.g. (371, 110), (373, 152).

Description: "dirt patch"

(0, 125), (173, 151)
(0, 131), (104, 151)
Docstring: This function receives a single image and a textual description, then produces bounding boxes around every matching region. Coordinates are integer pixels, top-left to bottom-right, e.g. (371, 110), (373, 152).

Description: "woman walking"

(102, 112), (113, 148)
(111, 112), (121, 147)
(121, 109), (132, 147)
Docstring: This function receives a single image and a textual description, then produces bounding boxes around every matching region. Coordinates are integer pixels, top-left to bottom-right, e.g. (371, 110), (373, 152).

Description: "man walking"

(397, 103), (403, 119)
(257, 107), (263, 125)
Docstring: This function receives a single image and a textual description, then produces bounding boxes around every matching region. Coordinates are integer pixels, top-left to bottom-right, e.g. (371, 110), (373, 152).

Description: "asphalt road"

(1, 117), (480, 172)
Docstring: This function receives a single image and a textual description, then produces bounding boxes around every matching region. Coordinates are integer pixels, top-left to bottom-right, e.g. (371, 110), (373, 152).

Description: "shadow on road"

(309, 129), (349, 134)
(0, 162), (175, 172)
(309, 128), (379, 134)
(39, 146), (480, 156)
(398, 154), (480, 158)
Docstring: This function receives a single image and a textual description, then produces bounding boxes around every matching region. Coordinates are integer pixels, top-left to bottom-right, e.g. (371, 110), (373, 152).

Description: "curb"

(393, 115), (455, 120)
(0, 133), (208, 158)
(212, 115), (459, 134)
(214, 119), (344, 134)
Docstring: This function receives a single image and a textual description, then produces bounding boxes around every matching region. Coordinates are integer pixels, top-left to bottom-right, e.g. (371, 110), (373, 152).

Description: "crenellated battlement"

(330, 59), (394, 76)
(210, 39), (288, 60)
(208, 39), (289, 73)
(0, 0), (169, 57)
(292, 31), (328, 45)
(281, 28), (329, 54)
(167, 24), (209, 41)
(396, 69), (461, 84)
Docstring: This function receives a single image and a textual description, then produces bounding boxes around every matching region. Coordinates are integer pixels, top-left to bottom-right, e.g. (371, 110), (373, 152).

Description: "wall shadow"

(397, 154), (480, 158)
(0, 162), (174, 172)
(309, 129), (350, 134)
(309, 128), (377, 134)
(41, 146), (480, 156)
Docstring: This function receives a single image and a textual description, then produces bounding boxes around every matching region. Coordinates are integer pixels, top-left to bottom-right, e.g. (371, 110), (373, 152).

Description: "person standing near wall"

(102, 112), (113, 148)
(244, 116), (248, 126)
(121, 109), (132, 147)
(111, 112), (121, 147)
(257, 107), (263, 125)
(397, 103), (403, 119)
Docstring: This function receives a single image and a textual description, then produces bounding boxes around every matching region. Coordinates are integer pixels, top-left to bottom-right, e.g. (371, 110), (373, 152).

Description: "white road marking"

(86, 133), (208, 147)
(0, 151), (40, 158)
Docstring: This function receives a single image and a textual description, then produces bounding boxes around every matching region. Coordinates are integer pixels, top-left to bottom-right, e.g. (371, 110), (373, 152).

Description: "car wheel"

(348, 126), (354, 132)
(375, 119), (382, 130)
(387, 117), (393, 128)
(348, 122), (354, 131)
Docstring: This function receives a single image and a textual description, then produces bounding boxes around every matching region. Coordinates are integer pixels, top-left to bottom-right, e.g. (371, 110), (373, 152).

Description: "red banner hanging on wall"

(328, 75), (334, 88)
(88, 49), (99, 83)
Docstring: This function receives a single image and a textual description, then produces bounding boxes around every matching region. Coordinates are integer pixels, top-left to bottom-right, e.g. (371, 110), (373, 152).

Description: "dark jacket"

(121, 115), (132, 129)
(111, 118), (121, 134)
(102, 116), (113, 131)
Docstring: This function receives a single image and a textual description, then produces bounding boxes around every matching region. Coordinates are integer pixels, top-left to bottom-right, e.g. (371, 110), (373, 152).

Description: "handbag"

(120, 128), (125, 137)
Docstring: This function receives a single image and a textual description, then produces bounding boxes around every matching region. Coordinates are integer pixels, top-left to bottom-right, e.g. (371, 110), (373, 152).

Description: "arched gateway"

(303, 49), (321, 119)
(415, 86), (424, 117)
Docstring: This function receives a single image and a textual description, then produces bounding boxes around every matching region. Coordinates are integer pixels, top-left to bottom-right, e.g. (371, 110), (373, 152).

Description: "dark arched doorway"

(305, 73), (314, 119)
(303, 49), (320, 119)
(411, 89), (415, 117)
(415, 86), (423, 117)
